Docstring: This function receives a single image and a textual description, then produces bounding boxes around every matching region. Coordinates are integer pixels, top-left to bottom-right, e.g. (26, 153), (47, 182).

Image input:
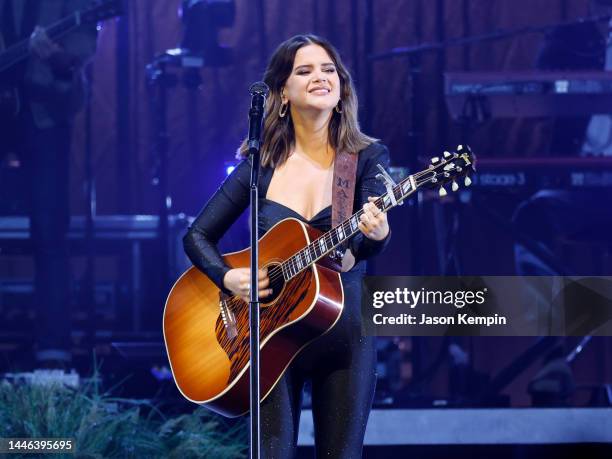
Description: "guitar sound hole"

(263, 262), (286, 304)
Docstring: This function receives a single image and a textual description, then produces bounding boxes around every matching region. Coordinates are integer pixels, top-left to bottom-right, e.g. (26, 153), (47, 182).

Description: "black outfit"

(184, 142), (391, 458)
(514, 22), (612, 280)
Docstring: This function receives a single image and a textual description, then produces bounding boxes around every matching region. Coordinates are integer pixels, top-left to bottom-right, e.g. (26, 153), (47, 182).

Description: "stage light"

(226, 165), (236, 175)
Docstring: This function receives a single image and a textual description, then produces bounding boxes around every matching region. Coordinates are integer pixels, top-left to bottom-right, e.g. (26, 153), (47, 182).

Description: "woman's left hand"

(358, 196), (389, 241)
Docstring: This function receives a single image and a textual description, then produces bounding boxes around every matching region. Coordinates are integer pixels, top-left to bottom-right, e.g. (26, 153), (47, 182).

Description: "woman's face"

(281, 44), (341, 115)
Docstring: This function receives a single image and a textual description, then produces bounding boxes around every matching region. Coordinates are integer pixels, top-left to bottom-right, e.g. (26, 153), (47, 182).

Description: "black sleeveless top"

(183, 142), (392, 291)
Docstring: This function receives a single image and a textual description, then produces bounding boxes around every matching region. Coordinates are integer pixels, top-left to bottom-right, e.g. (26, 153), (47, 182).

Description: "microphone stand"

(247, 81), (268, 459)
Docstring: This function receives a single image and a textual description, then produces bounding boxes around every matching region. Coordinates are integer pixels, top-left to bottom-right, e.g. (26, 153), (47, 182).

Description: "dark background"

(2, 0), (611, 410)
(68, 0), (612, 407)
(71, 0), (584, 216)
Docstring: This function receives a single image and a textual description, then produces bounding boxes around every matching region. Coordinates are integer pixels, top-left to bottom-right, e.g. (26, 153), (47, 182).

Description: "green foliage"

(0, 375), (247, 459)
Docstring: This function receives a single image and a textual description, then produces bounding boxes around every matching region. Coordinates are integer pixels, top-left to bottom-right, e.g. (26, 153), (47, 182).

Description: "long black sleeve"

(349, 142), (392, 263)
(183, 158), (251, 291)
(184, 143), (392, 287)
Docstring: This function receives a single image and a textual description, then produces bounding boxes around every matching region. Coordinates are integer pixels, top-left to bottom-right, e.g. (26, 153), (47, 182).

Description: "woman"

(184, 34), (391, 458)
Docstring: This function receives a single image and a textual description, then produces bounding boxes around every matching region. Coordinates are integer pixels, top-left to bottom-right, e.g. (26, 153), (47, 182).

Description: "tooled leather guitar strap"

(332, 149), (358, 259)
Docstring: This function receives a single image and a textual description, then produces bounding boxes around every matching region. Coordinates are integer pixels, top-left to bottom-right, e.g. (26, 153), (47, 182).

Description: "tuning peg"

(457, 144), (464, 152)
(439, 186), (448, 197)
(431, 157), (440, 164)
(451, 181), (459, 192)
(443, 151), (451, 158)
(464, 176), (472, 187)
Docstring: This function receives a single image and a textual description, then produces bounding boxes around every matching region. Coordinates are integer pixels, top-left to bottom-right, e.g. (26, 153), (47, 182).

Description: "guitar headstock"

(421, 145), (476, 197)
(82, 0), (125, 24)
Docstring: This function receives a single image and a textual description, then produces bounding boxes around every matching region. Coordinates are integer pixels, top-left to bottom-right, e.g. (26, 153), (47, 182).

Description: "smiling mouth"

(309, 88), (331, 94)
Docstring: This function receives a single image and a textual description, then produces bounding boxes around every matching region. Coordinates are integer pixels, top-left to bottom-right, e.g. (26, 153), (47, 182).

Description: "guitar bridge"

(219, 292), (238, 339)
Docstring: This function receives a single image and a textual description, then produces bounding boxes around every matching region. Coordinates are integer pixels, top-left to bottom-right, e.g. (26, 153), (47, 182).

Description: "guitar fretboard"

(280, 169), (418, 280)
(279, 149), (473, 281)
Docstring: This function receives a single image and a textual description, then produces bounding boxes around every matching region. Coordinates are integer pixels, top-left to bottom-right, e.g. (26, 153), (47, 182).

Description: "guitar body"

(163, 146), (476, 417)
(163, 217), (344, 417)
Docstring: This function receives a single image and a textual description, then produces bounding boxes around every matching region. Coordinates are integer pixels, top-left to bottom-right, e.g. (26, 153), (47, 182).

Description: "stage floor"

(298, 408), (612, 446)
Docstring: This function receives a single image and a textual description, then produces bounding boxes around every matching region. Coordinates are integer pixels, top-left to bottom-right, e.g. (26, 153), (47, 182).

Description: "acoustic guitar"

(163, 146), (475, 417)
(0, 0), (124, 119)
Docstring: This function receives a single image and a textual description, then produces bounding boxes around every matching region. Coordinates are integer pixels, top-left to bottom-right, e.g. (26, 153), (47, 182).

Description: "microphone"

(248, 81), (269, 154)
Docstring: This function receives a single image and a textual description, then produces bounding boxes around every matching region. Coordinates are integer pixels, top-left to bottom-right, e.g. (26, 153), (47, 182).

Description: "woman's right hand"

(223, 267), (271, 303)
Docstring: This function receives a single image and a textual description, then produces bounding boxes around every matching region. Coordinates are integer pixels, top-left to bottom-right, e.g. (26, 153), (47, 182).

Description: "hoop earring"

(279, 102), (289, 118)
(335, 100), (343, 114)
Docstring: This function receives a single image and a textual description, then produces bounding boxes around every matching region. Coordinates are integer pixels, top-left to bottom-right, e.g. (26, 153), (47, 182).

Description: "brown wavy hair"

(238, 34), (377, 167)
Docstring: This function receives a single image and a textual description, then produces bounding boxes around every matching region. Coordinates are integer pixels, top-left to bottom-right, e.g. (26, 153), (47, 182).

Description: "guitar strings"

(263, 166), (444, 285)
(268, 168), (445, 284)
(229, 158), (469, 299)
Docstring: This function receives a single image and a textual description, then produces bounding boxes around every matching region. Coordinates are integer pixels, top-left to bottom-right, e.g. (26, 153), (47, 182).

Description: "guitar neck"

(281, 171), (419, 280)
(0, 13), (80, 73)
(280, 149), (474, 280)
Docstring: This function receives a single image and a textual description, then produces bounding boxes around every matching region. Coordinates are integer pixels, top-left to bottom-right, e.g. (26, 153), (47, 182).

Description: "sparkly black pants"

(259, 273), (377, 459)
